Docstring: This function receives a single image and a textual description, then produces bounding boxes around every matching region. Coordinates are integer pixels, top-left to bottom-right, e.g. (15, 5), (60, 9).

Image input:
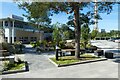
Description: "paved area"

(1, 42), (119, 78)
(91, 40), (120, 58)
(91, 40), (120, 49)
(1, 59), (118, 78)
(16, 44), (56, 72)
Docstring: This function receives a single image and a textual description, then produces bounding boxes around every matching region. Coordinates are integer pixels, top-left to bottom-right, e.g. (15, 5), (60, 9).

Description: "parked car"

(115, 39), (120, 43)
(108, 38), (116, 42)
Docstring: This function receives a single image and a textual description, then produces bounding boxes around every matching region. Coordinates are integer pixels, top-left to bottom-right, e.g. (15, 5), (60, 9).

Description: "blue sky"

(0, 2), (118, 32)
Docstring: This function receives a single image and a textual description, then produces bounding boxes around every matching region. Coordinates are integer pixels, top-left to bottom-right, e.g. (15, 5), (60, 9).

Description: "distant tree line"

(96, 30), (120, 38)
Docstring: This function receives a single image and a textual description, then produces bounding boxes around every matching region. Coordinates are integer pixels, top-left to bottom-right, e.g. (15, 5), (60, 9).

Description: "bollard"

(25, 61), (29, 71)
(105, 52), (113, 59)
(55, 49), (59, 60)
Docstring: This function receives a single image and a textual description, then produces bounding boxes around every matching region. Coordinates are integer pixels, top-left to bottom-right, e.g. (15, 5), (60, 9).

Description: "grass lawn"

(9, 63), (25, 71)
(50, 54), (100, 65)
(2, 62), (25, 72)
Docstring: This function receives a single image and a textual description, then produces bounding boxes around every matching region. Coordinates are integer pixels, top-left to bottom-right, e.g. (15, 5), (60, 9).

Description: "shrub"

(8, 45), (16, 54)
(13, 43), (25, 54)
(2, 42), (9, 50)
(59, 41), (66, 49)
(3, 61), (16, 71)
(30, 42), (37, 48)
(16, 57), (24, 64)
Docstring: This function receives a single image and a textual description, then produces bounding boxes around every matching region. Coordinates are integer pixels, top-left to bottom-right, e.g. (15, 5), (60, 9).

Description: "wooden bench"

(61, 49), (75, 56)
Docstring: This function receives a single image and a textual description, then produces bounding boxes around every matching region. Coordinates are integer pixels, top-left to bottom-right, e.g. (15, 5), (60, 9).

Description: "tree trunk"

(73, 5), (81, 59)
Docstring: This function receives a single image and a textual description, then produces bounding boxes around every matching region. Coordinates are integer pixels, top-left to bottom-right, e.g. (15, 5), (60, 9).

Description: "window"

(10, 21), (13, 27)
(19, 37), (23, 42)
(5, 21), (8, 27)
(14, 37), (16, 42)
(24, 37), (28, 41)
(30, 37), (33, 41)
(5, 37), (8, 42)
(30, 37), (37, 42)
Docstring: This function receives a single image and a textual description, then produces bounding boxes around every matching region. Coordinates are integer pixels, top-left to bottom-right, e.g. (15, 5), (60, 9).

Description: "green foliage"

(96, 30), (120, 38)
(50, 54), (99, 65)
(3, 61), (25, 71)
(52, 22), (62, 45)
(61, 24), (74, 39)
(13, 43), (25, 54)
(30, 42), (36, 48)
(18, 2), (116, 59)
(50, 56), (79, 65)
(59, 41), (66, 49)
(52, 23), (74, 47)
(63, 31), (70, 40)
(2, 42), (9, 50)
(19, 2), (52, 26)
(80, 54), (97, 58)
(91, 30), (98, 40)
(81, 24), (90, 40)
(81, 24), (90, 48)
(8, 45), (16, 54)
(30, 40), (48, 50)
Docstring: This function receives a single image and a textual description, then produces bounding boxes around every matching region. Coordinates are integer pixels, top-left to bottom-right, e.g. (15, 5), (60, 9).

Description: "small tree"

(52, 22), (62, 46)
(91, 30), (98, 40)
(81, 24), (90, 49)
(63, 31), (70, 41)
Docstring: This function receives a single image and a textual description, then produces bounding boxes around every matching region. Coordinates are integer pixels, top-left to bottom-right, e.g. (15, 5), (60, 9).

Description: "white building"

(0, 14), (44, 43)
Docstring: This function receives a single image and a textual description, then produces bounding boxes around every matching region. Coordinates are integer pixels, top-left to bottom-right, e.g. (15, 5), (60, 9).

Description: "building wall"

(1, 17), (44, 43)
(15, 29), (44, 42)
(4, 28), (44, 43)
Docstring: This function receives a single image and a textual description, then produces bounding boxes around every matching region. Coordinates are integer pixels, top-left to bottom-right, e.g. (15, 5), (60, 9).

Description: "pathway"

(22, 44), (56, 72)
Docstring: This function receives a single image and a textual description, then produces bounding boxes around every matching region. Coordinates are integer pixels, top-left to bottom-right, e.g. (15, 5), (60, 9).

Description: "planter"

(49, 58), (107, 67)
(71, 51), (75, 56)
(105, 52), (113, 59)
(2, 61), (29, 75)
(80, 49), (86, 54)
(94, 50), (104, 56)
(85, 48), (94, 53)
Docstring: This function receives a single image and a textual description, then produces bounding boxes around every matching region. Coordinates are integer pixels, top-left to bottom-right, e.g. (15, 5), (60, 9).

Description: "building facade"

(0, 15), (44, 43)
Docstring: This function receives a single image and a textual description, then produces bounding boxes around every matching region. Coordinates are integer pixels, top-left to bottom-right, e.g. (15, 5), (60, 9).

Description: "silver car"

(115, 39), (120, 43)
